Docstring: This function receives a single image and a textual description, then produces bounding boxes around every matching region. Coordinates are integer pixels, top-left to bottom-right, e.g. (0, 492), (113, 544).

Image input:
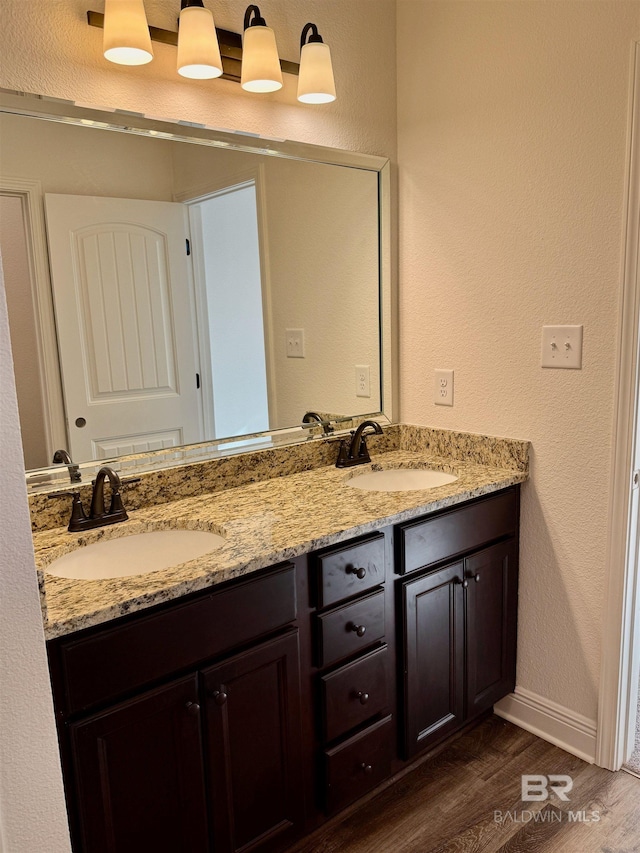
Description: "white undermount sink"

(45, 529), (226, 580)
(346, 468), (458, 492)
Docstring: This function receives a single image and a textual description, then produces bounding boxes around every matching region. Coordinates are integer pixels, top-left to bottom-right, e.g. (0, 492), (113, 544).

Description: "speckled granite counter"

(34, 427), (529, 640)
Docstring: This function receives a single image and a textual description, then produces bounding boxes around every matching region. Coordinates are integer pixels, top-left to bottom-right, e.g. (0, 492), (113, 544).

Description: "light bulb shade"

(297, 40), (336, 103)
(103, 0), (153, 66)
(241, 25), (283, 93)
(177, 5), (223, 79)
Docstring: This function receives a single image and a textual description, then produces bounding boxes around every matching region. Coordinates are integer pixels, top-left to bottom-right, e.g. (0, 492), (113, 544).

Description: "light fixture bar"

(87, 10), (300, 81)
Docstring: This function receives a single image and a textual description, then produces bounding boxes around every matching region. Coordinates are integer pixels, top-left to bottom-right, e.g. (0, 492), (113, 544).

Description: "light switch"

(285, 329), (305, 358)
(541, 325), (583, 369)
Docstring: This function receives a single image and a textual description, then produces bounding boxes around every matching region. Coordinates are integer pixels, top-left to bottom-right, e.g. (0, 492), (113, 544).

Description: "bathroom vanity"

(6, 91), (527, 853)
(38, 430), (525, 853)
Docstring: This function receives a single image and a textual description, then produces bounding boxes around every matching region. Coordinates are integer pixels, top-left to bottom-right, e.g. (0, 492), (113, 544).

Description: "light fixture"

(240, 5), (283, 93)
(88, 5), (337, 103)
(177, 0), (223, 79)
(297, 23), (336, 104)
(102, 0), (153, 66)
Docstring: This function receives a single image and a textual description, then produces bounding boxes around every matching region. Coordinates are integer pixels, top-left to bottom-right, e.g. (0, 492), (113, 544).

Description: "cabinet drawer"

(397, 488), (518, 575)
(321, 645), (389, 743)
(316, 589), (385, 668)
(324, 715), (393, 814)
(315, 533), (385, 608)
(55, 563), (296, 715)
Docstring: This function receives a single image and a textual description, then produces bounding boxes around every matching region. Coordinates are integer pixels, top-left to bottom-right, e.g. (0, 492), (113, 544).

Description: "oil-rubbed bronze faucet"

(47, 466), (138, 533)
(335, 420), (383, 468)
(302, 411), (334, 435)
(52, 449), (81, 483)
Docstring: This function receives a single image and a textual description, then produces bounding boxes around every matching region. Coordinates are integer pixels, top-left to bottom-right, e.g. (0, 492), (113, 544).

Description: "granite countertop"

(33, 444), (527, 639)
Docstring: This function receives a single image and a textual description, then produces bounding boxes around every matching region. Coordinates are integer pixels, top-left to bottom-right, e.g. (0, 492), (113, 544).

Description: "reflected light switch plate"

(541, 325), (583, 369)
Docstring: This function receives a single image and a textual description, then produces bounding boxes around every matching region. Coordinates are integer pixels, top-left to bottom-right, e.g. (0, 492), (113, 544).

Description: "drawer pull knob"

(212, 690), (228, 706)
(360, 762), (373, 774)
(185, 701), (200, 716)
(348, 622), (367, 638)
(347, 566), (367, 580)
(356, 691), (370, 705)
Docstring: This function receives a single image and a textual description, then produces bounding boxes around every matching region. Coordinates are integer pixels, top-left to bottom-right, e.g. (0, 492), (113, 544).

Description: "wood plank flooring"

(293, 716), (640, 853)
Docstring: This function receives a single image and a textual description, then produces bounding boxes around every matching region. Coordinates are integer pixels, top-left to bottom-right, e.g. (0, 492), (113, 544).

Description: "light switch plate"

(541, 325), (583, 369)
(285, 328), (305, 358)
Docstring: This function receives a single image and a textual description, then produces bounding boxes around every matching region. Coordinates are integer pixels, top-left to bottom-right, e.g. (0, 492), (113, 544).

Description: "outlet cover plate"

(434, 369), (454, 406)
(355, 365), (371, 398)
(285, 328), (305, 358)
(541, 325), (583, 369)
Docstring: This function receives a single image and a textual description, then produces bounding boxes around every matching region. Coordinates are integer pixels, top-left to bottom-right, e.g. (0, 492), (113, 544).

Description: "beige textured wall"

(397, 0), (640, 722)
(0, 1), (396, 849)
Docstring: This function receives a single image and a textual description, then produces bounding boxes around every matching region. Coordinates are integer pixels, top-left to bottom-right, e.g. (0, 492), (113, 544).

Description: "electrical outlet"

(434, 369), (454, 406)
(356, 365), (371, 398)
(285, 328), (305, 358)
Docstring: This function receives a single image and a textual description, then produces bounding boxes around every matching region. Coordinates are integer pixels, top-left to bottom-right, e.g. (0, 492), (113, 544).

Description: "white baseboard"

(494, 687), (597, 764)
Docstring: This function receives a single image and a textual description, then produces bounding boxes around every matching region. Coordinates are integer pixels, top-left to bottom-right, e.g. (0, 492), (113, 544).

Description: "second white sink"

(346, 468), (458, 492)
(46, 529), (226, 580)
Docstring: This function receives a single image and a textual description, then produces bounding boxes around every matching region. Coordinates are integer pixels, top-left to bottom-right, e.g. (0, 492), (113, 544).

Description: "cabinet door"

(401, 562), (465, 759)
(202, 631), (304, 853)
(465, 539), (518, 718)
(69, 674), (208, 853)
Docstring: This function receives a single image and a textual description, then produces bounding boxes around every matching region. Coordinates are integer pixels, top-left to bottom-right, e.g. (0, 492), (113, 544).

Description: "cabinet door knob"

(185, 701), (200, 716)
(347, 566), (367, 580)
(349, 622), (367, 638)
(356, 691), (370, 705)
(473, 572), (481, 583)
(360, 762), (373, 774)
(456, 576), (469, 589)
(212, 690), (228, 706)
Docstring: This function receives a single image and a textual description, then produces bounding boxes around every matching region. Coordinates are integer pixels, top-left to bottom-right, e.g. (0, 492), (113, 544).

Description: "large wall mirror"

(0, 91), (393, 485)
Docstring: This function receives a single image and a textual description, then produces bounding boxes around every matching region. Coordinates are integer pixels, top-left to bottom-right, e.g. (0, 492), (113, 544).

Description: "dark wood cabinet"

(202, 631), (304, 853)
(49, 563), (305, 853)
(69, 674), (209, 853)
(48, 487), (520, 851)
(465, 540), (518, 718)
(401, 562), (466, 758)
(398, 490), (520, 759)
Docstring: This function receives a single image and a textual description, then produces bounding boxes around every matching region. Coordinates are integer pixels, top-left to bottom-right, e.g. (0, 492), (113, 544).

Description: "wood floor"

(293, 716), (640, 853)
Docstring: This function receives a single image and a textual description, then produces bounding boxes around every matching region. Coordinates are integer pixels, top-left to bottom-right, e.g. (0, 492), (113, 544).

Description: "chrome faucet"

(336, 420), (383, 468)
(47, 466), (138, 532)
(302, 411), (334, 435)
(52, 449), (81, 483)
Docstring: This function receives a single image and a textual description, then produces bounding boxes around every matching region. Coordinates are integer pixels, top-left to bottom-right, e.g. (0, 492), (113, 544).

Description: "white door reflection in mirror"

(188, 182), (270, 440)
(44, 194), (204, 460)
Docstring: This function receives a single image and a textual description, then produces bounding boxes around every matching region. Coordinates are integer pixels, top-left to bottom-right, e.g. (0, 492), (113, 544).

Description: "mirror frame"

(0, 89), (396, 491)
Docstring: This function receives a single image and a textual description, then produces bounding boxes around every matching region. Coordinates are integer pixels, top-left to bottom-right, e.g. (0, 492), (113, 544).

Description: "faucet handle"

(335, 440), (351, 468)
(47, 491), (88, 530)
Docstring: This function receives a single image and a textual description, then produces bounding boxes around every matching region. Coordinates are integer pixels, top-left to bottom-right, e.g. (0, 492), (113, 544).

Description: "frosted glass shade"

(297, 41), (336, 103)
(103, 0), (153, 66)
(241, 25), (283, 93)
(177, 5), (223, 79)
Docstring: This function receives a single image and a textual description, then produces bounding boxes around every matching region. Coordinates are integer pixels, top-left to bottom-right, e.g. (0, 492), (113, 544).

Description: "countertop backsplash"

(29, 424), (527, 534)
